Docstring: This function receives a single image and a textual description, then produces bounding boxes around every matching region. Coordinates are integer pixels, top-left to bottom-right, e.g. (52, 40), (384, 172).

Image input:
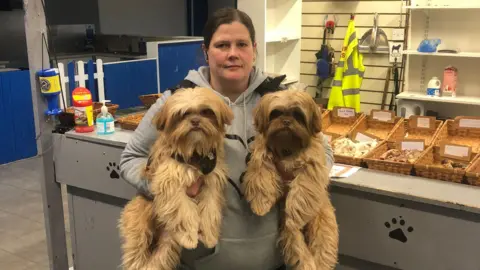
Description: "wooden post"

(23, 0), (69, 269)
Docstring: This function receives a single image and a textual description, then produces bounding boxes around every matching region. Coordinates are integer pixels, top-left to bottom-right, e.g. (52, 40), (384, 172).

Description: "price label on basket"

(354, 131), (378, 143)
(370, 110), (395, 123)
(334, 107), (356, 118)
(440, 142), (472, 162)
(399, 139), (425, 151)
(409, 115), (435, 130)
(458, 117), (480, 129)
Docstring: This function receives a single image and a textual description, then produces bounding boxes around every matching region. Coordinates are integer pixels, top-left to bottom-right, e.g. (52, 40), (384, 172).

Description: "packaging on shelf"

(441, 66), (458, 97)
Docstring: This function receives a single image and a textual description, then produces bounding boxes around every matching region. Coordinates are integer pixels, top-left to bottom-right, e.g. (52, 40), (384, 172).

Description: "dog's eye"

(293, 111), (306, 125)
(200, 109), (215, 117)
(269, 109), (283, 121)
(183, 111), (192, 117)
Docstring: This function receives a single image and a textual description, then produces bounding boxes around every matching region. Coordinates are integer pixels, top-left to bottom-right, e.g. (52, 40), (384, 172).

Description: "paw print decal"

(106, 162), (120, 179)
(385, 216), (414, 243)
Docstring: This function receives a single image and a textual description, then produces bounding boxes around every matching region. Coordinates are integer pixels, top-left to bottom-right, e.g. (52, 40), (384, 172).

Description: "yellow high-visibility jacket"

(327, 19), (365, 112)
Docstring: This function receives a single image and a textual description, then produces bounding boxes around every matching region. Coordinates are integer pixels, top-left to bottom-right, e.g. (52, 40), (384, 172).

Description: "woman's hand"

(187, 177), (204, 197)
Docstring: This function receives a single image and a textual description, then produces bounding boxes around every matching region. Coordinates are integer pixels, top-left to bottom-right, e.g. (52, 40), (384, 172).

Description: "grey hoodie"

(120, 66), (334, 270)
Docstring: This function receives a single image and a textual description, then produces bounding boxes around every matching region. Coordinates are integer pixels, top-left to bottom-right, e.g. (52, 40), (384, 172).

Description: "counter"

(53, 129), (480, 270)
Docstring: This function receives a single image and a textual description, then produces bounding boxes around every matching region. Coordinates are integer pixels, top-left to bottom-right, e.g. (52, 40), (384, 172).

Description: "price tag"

(440, 143), (472, 161)
(334, 107), (356, 118)
(459, 118), (480, 129)
(354, 132), (377, 143)
(399, 139), (425, 151)
(371, 110), (395, 123)
(409, 115), (436, 130)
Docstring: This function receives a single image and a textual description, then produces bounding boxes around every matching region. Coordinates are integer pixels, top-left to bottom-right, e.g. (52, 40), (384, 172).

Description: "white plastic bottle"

(96, 100), (115, 135)
(427, 77), (441, 97)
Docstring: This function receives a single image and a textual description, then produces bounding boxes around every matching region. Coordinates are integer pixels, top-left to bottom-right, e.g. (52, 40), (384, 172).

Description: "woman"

(120, 7), (334, 270)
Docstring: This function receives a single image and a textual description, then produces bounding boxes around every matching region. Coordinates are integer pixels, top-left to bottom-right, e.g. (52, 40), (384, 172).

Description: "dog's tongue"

(187, 178), (204, 197)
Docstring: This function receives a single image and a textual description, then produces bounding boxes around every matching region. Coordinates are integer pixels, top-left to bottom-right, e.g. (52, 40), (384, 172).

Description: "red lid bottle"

(72, 87), (94, 133)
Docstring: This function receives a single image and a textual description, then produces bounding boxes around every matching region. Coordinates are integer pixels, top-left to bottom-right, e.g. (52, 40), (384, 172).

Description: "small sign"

(334, 107), (356, 119)
(409, 115), (436, 130)
(440, 142), (472, 162)
(371, 110), (395, 123)
(354, 131), (379, 143)
(399, 139), (425, 151)
(458, 117), (480, 129)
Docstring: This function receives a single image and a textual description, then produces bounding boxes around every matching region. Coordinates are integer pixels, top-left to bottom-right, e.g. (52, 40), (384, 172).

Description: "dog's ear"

(253, 94), (274, 134)
(310, 102), (322, 134)
(218, 101), (234, 127)
(152, 106), (168, 131)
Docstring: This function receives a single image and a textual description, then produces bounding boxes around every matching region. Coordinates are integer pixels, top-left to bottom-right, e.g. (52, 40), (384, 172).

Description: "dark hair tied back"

(202, 8), (256, 50)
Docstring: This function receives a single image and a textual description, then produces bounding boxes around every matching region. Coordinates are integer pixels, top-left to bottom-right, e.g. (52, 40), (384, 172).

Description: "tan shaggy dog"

(243, 89), (339, 270)
(118, 87), (233, 270)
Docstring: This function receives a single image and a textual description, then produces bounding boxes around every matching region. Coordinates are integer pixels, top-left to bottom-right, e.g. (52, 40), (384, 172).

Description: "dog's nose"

(191, 118), (200, 126)
(282, 119), (291, 126)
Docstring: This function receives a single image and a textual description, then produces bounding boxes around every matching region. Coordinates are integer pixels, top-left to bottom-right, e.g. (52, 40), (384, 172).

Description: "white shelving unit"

(237, 0), (301, 85)
(404, 5), (480, 10)
(398, 0), (480, 117)
(403, 50), (480, 58)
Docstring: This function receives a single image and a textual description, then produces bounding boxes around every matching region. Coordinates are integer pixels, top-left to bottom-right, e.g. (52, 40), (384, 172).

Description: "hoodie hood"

(184, 66), (268, 105)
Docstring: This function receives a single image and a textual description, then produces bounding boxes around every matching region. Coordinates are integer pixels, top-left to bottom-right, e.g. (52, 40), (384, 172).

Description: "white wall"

(97, 0), (188, 37)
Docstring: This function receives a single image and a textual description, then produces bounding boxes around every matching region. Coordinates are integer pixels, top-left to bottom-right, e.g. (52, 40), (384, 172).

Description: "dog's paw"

(175, 231), (199, 249)
(250, 197), (274, 216)
(199, 231), (218, 248)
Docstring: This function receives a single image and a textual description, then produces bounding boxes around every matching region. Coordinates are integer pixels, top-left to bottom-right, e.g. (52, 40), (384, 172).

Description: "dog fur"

(243, 89), (339, 270)
(118, 87), (233, 270)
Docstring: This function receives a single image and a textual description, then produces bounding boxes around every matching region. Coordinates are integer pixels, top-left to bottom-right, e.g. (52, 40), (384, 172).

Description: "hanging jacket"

(120, 66), (335, 270)
(327, 18), (365, 112)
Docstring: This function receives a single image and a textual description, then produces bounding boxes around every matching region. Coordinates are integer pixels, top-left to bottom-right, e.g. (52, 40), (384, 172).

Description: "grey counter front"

(53, 129), (480, 270)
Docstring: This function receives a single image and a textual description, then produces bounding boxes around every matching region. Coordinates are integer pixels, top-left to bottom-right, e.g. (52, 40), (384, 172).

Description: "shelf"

(283, 77), (298, 85)
(404, 5), (480, 10)
(396, 91), (480, 106)
(403, 50), (480, 58)
(266, 31), (300, 43)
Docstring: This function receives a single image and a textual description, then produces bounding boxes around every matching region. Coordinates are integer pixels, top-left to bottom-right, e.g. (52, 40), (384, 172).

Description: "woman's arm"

(119, 93), (171, 196)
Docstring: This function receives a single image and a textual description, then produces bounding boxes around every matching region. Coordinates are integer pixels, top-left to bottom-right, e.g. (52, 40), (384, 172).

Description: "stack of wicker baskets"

(414, 146), (475, 183)
(433, 117), (480, 153)
(332, 111), (404, 166)
(466, 155), (480, 186)
(413, 117), (480, 184)
(139, 93), (162, 108)
(117, 112), (146, 131)
(364, 116), (444, 175)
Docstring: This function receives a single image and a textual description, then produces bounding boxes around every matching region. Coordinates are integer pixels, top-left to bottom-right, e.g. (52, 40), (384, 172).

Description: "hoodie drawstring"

(243, 94), (249, 152)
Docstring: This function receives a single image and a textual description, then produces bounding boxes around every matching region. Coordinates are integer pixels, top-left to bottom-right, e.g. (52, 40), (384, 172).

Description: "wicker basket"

(66, 102), (119, 120)
(363, 141), (420, 175)
(402, 118), (444, 146)
(348, 115), (405, 142)
(434, 118), (480, 154)
(139, 93), (162, 108)
(332, 135), (380, 167)
(414, 146), (474, 183)
(322, 110), (365, 138)
(465, 154), (480, 186)
(117, 112), (146, 131)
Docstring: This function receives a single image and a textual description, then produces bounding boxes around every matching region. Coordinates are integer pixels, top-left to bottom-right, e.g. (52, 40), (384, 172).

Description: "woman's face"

(205, 21), (256, 83)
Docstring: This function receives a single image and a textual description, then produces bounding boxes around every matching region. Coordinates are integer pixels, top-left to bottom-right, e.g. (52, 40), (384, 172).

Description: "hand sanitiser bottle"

(96, 100), (115, 135)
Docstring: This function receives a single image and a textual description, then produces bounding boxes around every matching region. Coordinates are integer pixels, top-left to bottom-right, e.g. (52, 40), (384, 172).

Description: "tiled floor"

(0, 157), (72, 270)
